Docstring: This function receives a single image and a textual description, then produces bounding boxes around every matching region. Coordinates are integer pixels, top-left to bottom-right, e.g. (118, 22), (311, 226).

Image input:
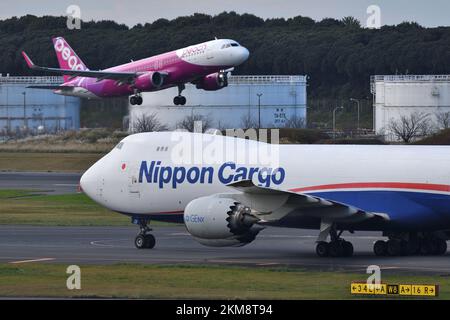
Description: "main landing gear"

(315, 222), (354, 257)
(173, 84), (186, 105)
(130, 94), (143, 106)
(373, 233), (447, 256)
(134, 218), (155, 249)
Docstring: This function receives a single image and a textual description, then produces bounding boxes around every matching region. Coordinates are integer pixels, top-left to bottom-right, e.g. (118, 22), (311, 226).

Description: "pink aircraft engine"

(195, 72), (228, 91)
(133, 72), (165, 91)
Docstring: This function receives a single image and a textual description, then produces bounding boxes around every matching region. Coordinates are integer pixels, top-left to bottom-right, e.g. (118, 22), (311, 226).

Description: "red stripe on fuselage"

(289, 182), (450, 193)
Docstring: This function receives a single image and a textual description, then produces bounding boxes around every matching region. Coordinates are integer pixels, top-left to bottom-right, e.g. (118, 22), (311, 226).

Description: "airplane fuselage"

(80, 132), (450, 232)
(55, 39), (249, 99)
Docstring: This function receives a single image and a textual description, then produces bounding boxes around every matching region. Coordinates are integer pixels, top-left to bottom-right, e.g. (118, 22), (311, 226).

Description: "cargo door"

(125, 161), (141, 198)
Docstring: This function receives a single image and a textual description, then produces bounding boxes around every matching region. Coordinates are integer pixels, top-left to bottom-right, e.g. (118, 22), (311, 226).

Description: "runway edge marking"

(9, 258), (55, 264)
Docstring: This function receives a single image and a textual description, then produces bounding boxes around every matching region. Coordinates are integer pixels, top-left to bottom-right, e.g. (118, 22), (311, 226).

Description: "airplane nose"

(232, 47), (250, 66)
(80, 167), (97, 200)
(242, 47), (250, 61)
(240, 47), (250, 63)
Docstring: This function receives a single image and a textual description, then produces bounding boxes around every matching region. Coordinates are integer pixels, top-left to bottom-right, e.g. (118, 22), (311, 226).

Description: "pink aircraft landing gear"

(173, 95), (186, 105)
(130, 95), (143, 106)
(173, 84), (186, 105)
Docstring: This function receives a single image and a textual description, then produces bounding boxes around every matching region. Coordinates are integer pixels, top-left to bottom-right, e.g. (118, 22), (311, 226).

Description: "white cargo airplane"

(80, 131), (450, 257)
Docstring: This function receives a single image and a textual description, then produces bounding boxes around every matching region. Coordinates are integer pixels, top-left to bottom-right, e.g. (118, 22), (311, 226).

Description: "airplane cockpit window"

(221, 42), (240, 49)
(115, 142), (124, 150)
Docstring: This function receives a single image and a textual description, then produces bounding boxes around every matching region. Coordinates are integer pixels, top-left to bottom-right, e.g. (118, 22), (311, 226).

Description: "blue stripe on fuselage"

(309, 190), (450, 230)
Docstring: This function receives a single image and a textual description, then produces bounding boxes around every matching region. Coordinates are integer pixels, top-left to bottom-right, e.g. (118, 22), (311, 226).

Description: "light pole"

(257, 93), (263, 129)
(333, 106), (343, 139)
(21, 91), (27, 130)
(350, 98), (360, 134)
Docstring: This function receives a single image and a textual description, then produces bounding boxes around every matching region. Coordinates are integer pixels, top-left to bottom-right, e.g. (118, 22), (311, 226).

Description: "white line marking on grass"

(9, 258), (55, 264)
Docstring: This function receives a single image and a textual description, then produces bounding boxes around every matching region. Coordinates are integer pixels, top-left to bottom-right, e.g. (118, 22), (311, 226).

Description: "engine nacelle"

(195, 72), (228, 91)
(133, 71), (164, 91)
(184, 196), (262, 247)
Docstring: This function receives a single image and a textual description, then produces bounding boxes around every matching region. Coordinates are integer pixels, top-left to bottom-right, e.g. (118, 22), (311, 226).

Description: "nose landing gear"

(134, 218), (155, 249)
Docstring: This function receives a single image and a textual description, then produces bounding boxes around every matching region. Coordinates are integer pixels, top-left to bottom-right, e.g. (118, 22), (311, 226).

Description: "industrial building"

(0, 75), (80, 136)
(129, 75), (307, 131)
(372, 75), (450, 141)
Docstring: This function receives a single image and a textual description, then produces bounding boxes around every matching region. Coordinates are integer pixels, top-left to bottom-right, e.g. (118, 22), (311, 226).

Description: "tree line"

(0, 12), (449, 101)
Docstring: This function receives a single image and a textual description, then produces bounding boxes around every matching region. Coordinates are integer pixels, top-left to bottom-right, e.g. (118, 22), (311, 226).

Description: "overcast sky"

(0, 0), (448, 27)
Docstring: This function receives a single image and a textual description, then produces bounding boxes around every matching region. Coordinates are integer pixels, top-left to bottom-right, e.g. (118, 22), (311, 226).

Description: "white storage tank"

(372, 75), (450, 141)
(0, 76), (80, 135)
(129, 75), (307, 130)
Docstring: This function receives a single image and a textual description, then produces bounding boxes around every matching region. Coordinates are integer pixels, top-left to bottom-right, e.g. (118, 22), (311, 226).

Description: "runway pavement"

(1, 225), (449, 274)
(1, 171), (449, 275)
(0, 172), (81, 194)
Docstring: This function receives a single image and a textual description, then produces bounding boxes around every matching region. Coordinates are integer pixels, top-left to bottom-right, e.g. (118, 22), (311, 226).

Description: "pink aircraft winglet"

(22, 51), (35, 69)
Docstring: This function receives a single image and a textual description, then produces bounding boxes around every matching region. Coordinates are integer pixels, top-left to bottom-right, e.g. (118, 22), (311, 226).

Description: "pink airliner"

(22, 37), (249, 105)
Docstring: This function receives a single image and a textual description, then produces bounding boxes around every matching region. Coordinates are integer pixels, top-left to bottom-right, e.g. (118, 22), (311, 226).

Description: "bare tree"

(240, 112), (258, 129)
(285, 114), (306, 128)
(176, 114), (212, 133)
(387, 112), (431, 143)
(435, 111), (450, 129)
(132, 113), (167, 133)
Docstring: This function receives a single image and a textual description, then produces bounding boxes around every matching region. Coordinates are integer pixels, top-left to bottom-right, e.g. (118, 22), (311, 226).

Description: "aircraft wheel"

(316, 241), (329, 257)
(419, 240), (433, 255)
(405, 239), (420, 255)
(144, 234), (156, 249)
(179, 96), (186, 105)
(373, 240), (387, 256)
(399, 240), (410, 256)
(173, 96), (180, 105)
(135, 235), (146, 249)
(342, 241), (354, 257)
(386, 239), (402, 256)
(329, 240), (344, 257)
(136, 96), (143, 105)
(434, 239), (447, 255)
(130, 96), (137, 105)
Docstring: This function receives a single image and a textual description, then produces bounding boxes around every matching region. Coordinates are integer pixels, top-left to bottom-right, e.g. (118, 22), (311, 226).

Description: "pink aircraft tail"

(52, 37), (89, 82)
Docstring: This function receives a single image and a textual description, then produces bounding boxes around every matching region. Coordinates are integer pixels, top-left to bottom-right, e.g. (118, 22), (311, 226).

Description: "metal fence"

(0, 76), (63, 84)
(228, 75), (307, 84)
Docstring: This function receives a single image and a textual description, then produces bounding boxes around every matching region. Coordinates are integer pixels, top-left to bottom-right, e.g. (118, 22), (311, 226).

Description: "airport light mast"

(350, 98), (360, 134)
(21, 91), (27, 130)
(257, 93), (263, 129)
(333, 106), (344, 139)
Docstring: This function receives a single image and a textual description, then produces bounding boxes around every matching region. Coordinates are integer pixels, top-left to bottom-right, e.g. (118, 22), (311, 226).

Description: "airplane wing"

(26, 85), (75, 90)
(226, 180), (390, 226)
(22, 52), (138, 82)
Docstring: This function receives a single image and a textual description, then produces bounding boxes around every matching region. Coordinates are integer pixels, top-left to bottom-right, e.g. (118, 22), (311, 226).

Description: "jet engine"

(133, 71), (164, 90)
(184, 195), (263, 247)
(194, 72), (228, 91)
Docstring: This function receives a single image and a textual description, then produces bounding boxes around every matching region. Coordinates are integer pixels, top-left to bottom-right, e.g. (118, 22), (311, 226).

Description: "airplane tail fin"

(52, 37), (89, 82)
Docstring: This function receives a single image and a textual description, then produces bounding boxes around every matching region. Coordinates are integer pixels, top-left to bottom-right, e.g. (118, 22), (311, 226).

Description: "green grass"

(0, 263), (447, 299)
(0, 190), (174, 226)
(0, 152), (103, 172)
(0, 189), (44, 199)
